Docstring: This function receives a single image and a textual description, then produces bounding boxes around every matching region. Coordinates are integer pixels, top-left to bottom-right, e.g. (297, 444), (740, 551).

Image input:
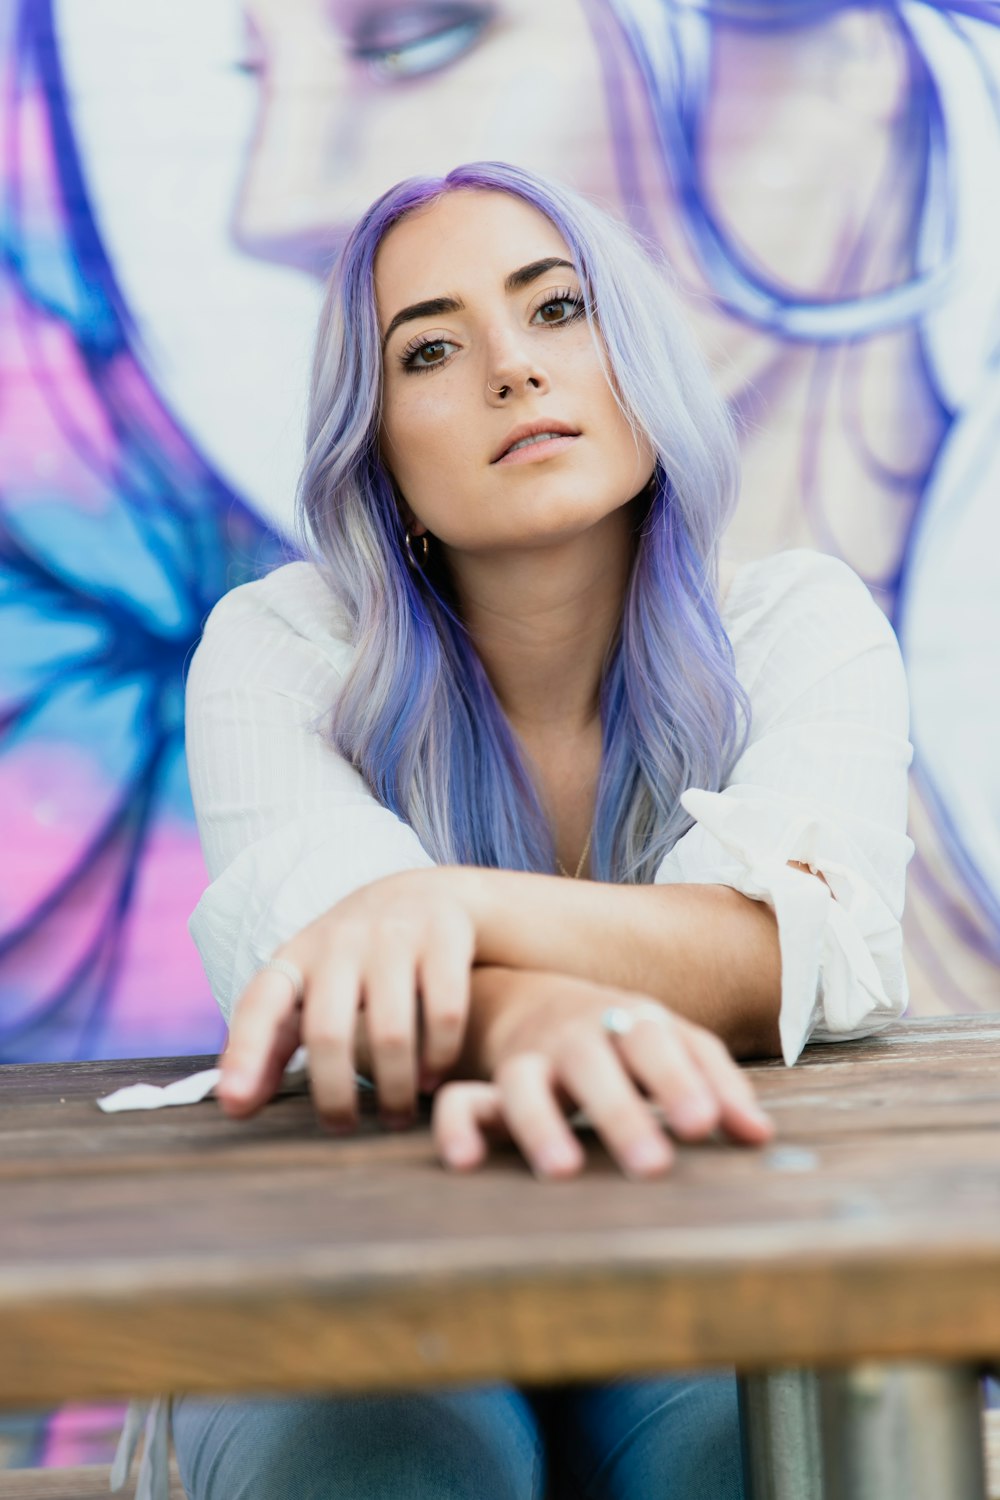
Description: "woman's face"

(234, 0), (624, 277)
(375, 189), (655, 556)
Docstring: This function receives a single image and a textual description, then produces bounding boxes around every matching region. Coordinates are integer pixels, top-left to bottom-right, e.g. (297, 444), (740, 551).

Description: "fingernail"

(535, 1142), (582, 1177)
(674, 1094), (716, 1132)
(625, 1138), (671, 1176)
(221, 1071), (254, 1098)
(444, 1138), (480, 1168)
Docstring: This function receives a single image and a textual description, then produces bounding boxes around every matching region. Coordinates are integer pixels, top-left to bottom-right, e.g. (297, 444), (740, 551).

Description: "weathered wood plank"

(4, 1020), (1000, 1406)
(3, 1123), (1000, 1402)
(0, 1457), (186, 1498)
(3, 1019), (1000, 1185)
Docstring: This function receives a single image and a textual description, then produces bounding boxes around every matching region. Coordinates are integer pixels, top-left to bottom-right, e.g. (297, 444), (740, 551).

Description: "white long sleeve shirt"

(111, 546), (914, 1498)
(184, 546), (914, 1067)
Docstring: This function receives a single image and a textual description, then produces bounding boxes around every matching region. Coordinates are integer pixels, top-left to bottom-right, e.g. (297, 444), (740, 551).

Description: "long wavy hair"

(296, 161), (749, 883)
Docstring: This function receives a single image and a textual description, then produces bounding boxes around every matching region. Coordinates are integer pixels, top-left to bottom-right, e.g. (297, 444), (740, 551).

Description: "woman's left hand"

(430, 970), (775, 1180)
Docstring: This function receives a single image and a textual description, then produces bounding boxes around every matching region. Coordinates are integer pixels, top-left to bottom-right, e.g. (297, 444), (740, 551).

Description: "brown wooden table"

(3, 1016), (1000, 1499)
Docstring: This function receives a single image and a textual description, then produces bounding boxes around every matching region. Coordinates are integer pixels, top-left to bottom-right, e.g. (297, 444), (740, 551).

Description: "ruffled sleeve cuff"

(654, 787), (912, 1066)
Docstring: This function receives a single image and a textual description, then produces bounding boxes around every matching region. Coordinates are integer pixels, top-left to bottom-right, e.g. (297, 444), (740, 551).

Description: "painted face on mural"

(375, 189), (654, 557)
(232, 0), (626, 277)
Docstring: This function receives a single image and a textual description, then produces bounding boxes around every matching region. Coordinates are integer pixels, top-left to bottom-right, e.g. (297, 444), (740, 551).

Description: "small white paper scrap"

(96, 1047), (310, 1113)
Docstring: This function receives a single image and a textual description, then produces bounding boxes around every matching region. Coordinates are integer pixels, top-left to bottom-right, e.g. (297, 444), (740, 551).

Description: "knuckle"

(323, 917), (368, 953)
(601, 1098), (647, 1137)
(375, 911), (422, 943)
(699, 1029), (730, 1060)
(302, 1020), (351, 1053)
(426, 1005), (465, 1036)
(558, 1023), (599, 1068)
(368, 1027), (411, 1055)
(700, 1036), (737, 1075)
(496, 1052), (544, 1089)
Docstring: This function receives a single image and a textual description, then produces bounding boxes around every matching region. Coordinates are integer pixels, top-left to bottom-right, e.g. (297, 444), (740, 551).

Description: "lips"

(491, 419), (581, 464)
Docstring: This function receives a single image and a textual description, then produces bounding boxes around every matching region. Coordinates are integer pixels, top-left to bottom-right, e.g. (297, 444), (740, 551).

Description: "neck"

(443, 503), (638, 738)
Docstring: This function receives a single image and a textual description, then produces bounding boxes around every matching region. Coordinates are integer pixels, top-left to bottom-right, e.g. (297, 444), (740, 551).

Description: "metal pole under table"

(740, 1363), (987, 1500)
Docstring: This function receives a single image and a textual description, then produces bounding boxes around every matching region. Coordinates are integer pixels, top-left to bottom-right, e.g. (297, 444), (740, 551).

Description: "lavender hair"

(295, 161), (749, 882)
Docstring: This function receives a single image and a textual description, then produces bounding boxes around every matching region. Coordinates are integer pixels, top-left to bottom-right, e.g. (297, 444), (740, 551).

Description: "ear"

(396, 497), (427, 538)
(382, 464), (425, 536)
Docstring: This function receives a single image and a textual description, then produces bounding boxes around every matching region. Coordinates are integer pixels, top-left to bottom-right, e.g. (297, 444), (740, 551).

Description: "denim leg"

(172, 1383), (546, 1500)
(533, 1372), (744, 1500)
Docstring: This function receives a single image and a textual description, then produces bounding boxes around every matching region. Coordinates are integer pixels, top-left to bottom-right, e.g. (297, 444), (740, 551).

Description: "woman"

(138, 161), (914, 1500)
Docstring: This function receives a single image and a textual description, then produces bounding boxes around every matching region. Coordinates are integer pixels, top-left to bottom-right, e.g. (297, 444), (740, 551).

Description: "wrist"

(429, 863), (497, 951)
(456, 965), (529, 1079)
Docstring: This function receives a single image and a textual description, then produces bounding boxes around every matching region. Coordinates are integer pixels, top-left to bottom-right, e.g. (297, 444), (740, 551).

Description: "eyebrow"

(381, 257), (577, 350)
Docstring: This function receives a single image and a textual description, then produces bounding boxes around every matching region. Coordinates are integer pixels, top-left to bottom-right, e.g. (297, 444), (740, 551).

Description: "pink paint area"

(0, 284), (122, 514)
(36, 1403), (129, 1469)
(494, 434), (580, 466)
(10, 77), (60, 227)
(0, 739), (222, 1056)
(104, 351), (208, 475)
(0, 743), (125, 936)
(100, 816), (224, 1058)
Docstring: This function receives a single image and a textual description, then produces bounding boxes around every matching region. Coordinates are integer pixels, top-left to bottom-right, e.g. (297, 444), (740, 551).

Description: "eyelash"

(397, 290), (587, 374)
(354, 14), (493, 84)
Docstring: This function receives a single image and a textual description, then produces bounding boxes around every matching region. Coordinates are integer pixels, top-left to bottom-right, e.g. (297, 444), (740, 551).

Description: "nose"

(484, 327), (550, 403)
(228, 53), (359, 280)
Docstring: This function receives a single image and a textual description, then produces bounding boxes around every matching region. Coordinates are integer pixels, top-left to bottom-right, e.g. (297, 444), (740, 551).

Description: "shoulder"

(720, 548), (899, 689)
(196, 561), (354, 662)
(717, 550), (908, 742)
(721, 547), (880, 632)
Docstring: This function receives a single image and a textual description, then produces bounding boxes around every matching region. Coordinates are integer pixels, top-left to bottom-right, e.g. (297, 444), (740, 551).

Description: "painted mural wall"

(3, 0), (1000, 1070)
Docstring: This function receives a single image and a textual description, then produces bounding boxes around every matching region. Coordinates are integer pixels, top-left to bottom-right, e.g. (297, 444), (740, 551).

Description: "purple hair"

(296, 161), (749, 881)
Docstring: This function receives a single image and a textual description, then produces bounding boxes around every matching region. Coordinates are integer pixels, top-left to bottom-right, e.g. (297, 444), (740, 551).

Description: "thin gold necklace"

(556, 827), (593, 880)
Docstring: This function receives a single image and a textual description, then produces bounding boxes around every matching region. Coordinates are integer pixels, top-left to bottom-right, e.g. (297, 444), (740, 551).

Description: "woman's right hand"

(215, 867), (476, 1129)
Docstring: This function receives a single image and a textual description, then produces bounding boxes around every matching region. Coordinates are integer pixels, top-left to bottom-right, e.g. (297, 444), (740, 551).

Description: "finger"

(677, 1024), (775, 1144)
(217, 965), (304, 1117)
(618, 1014), (723, 1142)
(554, 1031), (673, 1179)
(363, 945), (420, 1119)
(495, 1053), (588, 1179)
(417, 927), (473, 1083)
(301, 956), (364, 1127)
(432, 1081), (510, 1171)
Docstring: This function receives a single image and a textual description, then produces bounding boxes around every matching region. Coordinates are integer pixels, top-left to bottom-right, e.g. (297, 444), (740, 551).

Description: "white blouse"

(109, 546), (914, 1498)
(184, 546), (913, 1069)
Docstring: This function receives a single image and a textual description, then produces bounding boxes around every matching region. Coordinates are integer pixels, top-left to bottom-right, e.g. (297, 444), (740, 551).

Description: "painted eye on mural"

(351, 3), (495, 82)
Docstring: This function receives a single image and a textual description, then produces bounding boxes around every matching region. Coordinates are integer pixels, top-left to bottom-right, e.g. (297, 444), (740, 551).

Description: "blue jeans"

(172, 1372), (744, 1499)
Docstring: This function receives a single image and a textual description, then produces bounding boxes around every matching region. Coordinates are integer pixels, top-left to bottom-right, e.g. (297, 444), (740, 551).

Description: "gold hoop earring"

(404, 528), (430, 569)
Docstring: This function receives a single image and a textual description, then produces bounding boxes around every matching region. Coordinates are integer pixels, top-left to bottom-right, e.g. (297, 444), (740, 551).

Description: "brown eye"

(531, 295), (584, 327)
(400, 337), (458, 372)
